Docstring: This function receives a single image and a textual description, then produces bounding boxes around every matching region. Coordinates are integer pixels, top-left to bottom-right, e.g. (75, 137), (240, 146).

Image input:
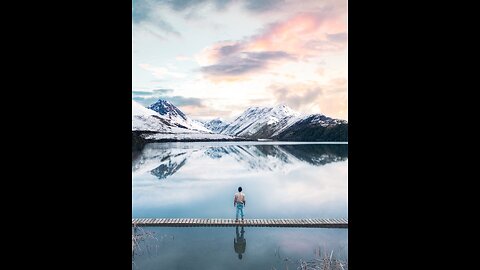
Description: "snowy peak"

(241, 104), (299, 120)
(271, 104), (299, 117)
(132, 100), (239, 141)
(133, 99), (347, 141)
(267, 104), (300, 126)
(132, 100), (198, 132)
(148, 99), (187, 121)
(219, 104), (347, 140)
(132, 100), (172, 132)
(147, 99), (210, 133)
(220, 104), (301, 138)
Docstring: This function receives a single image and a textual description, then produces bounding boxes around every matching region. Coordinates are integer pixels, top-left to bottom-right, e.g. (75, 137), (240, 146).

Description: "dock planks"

(132, 218), (347, 228)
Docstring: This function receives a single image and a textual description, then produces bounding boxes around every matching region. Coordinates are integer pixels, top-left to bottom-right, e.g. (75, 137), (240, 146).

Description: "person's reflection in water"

(234, 226), (246, 259)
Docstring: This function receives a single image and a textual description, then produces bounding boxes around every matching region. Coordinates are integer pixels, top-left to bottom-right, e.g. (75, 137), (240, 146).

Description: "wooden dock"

(132, 218), (348, 228)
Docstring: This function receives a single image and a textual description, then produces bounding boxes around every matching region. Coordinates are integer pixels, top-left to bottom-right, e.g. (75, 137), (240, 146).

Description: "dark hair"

(238, 187), (242, 192)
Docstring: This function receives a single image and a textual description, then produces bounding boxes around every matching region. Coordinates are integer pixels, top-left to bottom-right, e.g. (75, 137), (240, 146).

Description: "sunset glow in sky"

(132, 0), (347, 121)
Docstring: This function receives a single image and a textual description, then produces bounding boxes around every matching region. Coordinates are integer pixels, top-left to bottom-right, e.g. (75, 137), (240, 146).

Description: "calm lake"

(132, 142), (348, 269)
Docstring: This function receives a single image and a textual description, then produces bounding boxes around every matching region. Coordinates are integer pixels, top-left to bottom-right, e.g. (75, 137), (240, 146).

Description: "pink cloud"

(199, 7), (347, 80)
(249, 11), (345, 55)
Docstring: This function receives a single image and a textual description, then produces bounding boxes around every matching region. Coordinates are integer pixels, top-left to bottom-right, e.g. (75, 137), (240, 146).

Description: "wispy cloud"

(132, 90), (153, 96)
(200, 51), (294, 76)
(198, 6), (346, 81)
(271, 84), (323, 111)
(244, 0), (285, 12)
(246, 10), (346, 57)
(132, 86), (205, 109)
(132, 0), (152, 23)
(133, 95), (205, 107)
(326, 32), (347, 43)
(154, 0), (232, 11)
(133, 0), (286, 17)
(269, 78), (347, 120)
(153, 88), (175, 94)
(132, 89), (174, 96)
(132, 0), (181, 37)
(139, 63), (187, 79)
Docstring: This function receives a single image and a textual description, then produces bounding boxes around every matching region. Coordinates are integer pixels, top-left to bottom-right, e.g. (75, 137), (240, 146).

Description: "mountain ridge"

(132, 99), (347, 143)
(132, 100), (239, 146)
(216, 104), (347, 141)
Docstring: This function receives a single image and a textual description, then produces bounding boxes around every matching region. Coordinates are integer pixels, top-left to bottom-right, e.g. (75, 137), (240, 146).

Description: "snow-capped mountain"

(133, 99), (347, 142)
(218, 104), (348, 141)
(132, 100), (238, 143)
(220, 104), (301, 139)
(203, 118), (229, 133)
(132, 100), (202, 133)
(132, 100), (175, 132)
(133, 99), (210, 133)
(148, 99), (210, 133)
(273, 114), (348, 141)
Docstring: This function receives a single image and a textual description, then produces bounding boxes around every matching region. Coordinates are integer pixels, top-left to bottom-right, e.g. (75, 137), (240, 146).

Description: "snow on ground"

(133, 100), (203, 133)
(143, 132), (237, 141)
(147, 99), (212, 133)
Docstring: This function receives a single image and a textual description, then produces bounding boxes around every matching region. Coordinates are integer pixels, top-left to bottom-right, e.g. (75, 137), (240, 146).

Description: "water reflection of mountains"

(132, 144), (348, 180)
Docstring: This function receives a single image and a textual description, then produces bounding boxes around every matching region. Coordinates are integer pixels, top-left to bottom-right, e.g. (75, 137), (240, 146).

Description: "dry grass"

(132, 223), (160, 267)
(298, 247), (348, 270)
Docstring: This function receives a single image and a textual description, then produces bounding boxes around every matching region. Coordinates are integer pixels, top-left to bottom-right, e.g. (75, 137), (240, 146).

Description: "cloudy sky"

(132, 0), (347, 121)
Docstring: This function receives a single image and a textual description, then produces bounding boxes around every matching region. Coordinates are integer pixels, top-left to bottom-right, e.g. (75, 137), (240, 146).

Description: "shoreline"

(132, 130), (348, 151)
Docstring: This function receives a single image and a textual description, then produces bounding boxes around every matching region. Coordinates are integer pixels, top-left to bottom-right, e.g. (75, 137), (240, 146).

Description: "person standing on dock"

(234, 186), (246, 222)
